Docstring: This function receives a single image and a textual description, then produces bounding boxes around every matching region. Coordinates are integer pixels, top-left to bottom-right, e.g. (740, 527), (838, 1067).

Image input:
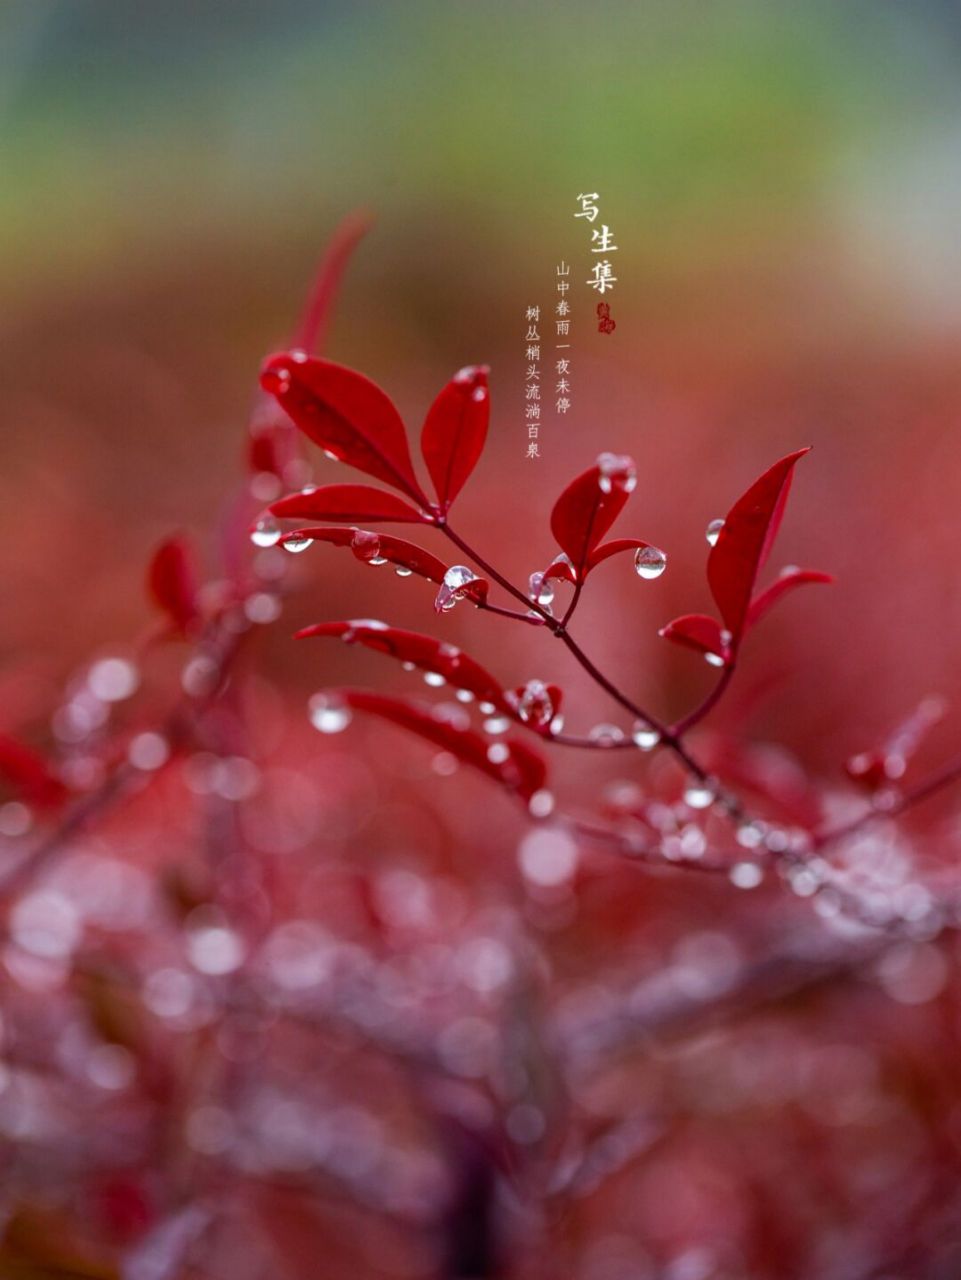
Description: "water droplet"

(250, 470), (282, 503)
(736, 821), (766, 849)
(705, 518), (725, 547)
(483, 715), (511, 736)
(251, 515), (282, 548)
(282, 536), (313, 554)
(704, 652), (726, 668)
(351, 529), (382, 563)
(487, 743), (510, 764)
(11, 890), (81, 958)
(128, 732), (170, 771)
(589, 724), (624, 746)
(244, 593), (281, 625)
(89, 657), (140, 703)
(424, 671), (445, 688)
(455, 689), (474, 703)
(181, 654), (219, 696)
(596, 452), (637, 495)
(478, 701), (496, 715)
(631, 721), (660, 751)
(528, 572), (554, 607)
(395, 566), (413, 577)
(730, 862), (764, 890)
(322, 448), (341, 462)
(308, 694), (351, 734)
(528, 789), (555, 818)
(0, 802), (32, 838)
(683, 783), (715, 809)
(186, 910), (246, 976)
(633, 546), (667, 580)
(261, 365), (291, 396)
(434, 565), (479, 613)
(517, 679), (556, 728)
(518, 828), (578, 886)
(550, 552), (576, 582)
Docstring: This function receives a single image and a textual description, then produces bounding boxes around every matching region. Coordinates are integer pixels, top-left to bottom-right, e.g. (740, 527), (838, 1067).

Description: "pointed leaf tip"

(421, 365), (490, 509)
(707, 448), (811, 646)
(260, 353), (428, 503)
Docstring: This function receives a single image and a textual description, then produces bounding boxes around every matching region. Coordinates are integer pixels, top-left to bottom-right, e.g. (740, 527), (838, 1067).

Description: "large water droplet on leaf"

(308, 694), (351, 735)
(283, 536), (313, 554)
(633, 546), (667, 580)
(596, 452), (637, 495)
(251, 515), (282, 548)
(517, 679), (556, 728)
(435, 565), (480, 613)
(351, 529), (383, 563)
(528, 572), (554, 607)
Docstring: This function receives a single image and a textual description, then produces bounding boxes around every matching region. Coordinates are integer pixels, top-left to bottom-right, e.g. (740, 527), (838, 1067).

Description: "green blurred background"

(2, 0), (960, 779)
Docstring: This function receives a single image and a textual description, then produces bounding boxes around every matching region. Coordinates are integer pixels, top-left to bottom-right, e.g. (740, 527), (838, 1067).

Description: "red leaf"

(846, 696), (946, 790)
(707, 448), (810, 644)
(434, 571), (490, 613)
(747, 568), (833, 630)
(420, 365), (490, 510)
(658, 614), (730, 666)
(247, 423), (298, 480)
(260, 353), (427, 503)
(296, 622), (512, 712)
(550, 457), (634, 579)
(271, 484), (429, 525)
(335, 690), (548, 801)
(147, 536), (200, 635)
(292, 209), (373, 354)
(586, 538), (657, 575)
(282, 526), (449, 584)
(0, 734), (68, 808)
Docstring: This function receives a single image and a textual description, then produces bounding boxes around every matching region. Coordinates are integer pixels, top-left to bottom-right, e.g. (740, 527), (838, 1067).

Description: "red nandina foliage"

(3, 217), (961, 1280)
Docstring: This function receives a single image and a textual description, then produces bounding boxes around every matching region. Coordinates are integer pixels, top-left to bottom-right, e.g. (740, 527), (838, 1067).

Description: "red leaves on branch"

(297, 622), (513, 714)
(333, 690), (548, 802)
(550, 458), (634, 581)
(283, 527), (449, 584)
(147, 536), (200, 636)
(271, 484), (429, 525)
(260, 354), (428, 503)
(846, 697), (946, 790)
(421, 366), (490, 511)
(746, 568), (835, 630)
(0, 734), (67, 808)
(586, 537), (657, 575)
(658, 614), (731, 666)
(707, 448), (812, 644)
(661, 449), (831, 667)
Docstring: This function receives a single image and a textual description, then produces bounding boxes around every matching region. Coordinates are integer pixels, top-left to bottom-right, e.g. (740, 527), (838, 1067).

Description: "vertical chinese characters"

(575, 191), (619, 321)
(524, 305), (541, 459)
(555, 261), (572, 418)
